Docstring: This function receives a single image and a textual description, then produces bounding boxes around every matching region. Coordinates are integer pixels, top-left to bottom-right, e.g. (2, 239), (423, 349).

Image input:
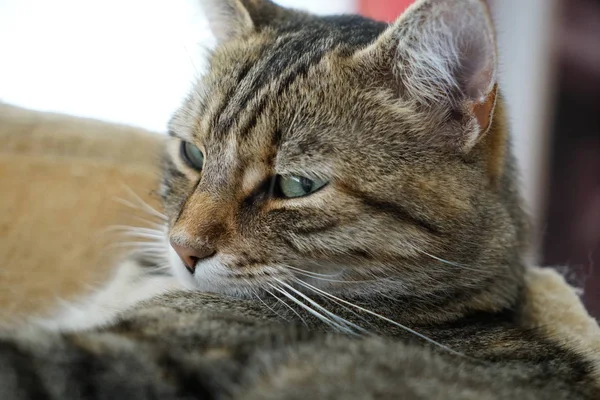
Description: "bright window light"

(0, 0), (355, 132)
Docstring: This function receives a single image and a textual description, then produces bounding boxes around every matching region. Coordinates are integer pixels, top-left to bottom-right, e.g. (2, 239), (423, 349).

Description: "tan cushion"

(0, 103), (164, 321)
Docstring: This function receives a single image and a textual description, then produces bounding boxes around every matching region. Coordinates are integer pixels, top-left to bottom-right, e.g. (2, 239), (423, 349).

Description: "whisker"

(122, 251), (166, 257)
(294, 279), (469, 359)
(248, 284), (290, 322)
(285, 265), (345, 279)
(148, 262), (173, 271)
(121, 184), (167, 216)
(408, 243), (479, 272)
(115, 184), (167, 221)
(273, 280), (366, 335)
(103, 241), (167, 250)
(286, 265), (386, 284)
(95, 224), (164, 242)
(262, 286), (309, 328)
(107, 242), (167, 250)
(114, 232), (166, 241)
(130, 215), (166, 229)
(119, 251), (167, 260)
(292, 277), (376, 329)
(149, 265), (173, 272)
(113, 197), (167, 222)
(102, 225), (168, 258)
(103, 242), (169, 260)
(288, 269), (352, 284)
(105, 225), (165, 235)
(267, 283), (350, 333)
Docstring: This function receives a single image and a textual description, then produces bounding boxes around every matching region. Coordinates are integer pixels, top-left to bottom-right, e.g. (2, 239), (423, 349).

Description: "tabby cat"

(1, 0), (599, 398)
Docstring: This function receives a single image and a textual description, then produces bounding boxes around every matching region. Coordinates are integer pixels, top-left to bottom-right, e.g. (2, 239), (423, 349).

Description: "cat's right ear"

(355, 0), (498, 152)
(200, 0), (285, 44)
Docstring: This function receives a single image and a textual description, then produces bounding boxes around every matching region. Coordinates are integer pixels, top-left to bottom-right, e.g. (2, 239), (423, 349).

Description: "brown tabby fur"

(165, 0), (527, 324)
(1, 0), (599, 399)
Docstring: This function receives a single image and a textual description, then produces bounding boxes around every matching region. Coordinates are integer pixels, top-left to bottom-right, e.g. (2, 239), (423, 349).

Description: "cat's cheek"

(168, 245), (199, 290)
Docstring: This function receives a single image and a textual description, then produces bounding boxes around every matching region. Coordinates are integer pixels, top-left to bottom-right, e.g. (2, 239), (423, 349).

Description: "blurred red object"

(359, 0), (414, 22)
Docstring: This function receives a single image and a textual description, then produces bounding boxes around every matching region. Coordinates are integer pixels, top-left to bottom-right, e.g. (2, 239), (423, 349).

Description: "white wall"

(491, 0), (559, 257)
(0, 0), (354, 133)
(0, 0), (209, 132)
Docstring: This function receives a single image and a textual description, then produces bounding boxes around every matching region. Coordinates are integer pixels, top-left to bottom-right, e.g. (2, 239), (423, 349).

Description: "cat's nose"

(170, 240), (216, 274)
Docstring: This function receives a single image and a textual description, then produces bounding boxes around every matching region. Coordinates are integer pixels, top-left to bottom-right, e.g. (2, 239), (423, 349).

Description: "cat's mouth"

(167, 246), (356, 302)
(167, 245), (295, 296)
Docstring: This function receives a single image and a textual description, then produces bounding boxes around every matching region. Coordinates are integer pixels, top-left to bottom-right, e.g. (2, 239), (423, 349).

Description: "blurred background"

(0, 0), (598, 318)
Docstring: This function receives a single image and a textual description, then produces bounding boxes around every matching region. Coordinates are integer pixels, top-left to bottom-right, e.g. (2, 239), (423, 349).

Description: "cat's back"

(4, 292), (593, 400)
(132, 292), (600, 400)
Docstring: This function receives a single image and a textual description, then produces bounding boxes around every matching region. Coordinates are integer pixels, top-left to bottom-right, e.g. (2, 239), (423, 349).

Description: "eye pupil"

(181, 142), (204, 171)
(300, 177), (313, 194)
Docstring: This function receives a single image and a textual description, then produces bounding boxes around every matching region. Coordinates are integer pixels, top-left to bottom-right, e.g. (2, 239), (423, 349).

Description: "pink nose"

(170, 240), (215, 274)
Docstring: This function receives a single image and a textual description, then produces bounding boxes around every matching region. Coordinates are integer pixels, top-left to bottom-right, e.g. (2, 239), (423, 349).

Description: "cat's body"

(2, 290), (598, 399)
(2, 0), (599, 398)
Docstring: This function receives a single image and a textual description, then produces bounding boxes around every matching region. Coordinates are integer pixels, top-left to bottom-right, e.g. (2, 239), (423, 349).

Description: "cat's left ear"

(200, 0), (286, 44)
(356, 0), (498, 152)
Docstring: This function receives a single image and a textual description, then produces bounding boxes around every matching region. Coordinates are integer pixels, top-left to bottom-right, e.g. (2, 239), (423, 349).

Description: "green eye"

(275, 175), (328, 199)
(180, 141), (204, 171)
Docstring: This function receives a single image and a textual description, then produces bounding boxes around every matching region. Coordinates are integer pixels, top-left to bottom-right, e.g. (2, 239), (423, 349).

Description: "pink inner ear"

(471, 83), (498, 134)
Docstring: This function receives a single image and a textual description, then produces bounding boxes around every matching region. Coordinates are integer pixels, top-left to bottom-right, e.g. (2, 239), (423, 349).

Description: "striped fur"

(1, 0), (598, 398)
(1, 292), (599, 399)
(164, 0), (524, 321)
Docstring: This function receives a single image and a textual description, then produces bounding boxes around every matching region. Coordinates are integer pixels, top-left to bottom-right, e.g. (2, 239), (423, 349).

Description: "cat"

(1, 0), (599, 398)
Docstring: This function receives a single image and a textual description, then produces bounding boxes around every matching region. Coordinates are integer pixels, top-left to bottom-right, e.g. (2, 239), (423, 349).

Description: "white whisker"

(262, 286), (308, 328)
(285, 265), (344, 279)
(267, 283), (351, 333)
(116, 232), (166, 241)
(273, 279), (366, 335)
(292, 277), (376, 329)
(286, 265), (385, 284)
(106, 225), (165, 235)
(114, 184), (167, 221)
(107, 242), (166, 250)
(121, 184), (167, 217)
(130, 216), (166, 229)
(150, 263), (173, 272)
(288, 269), (351, 283)
(408, 243), (478, 272)
(248, 284), (289, 322)
(293, 279), (469, 359)
(113, 197), (164, 221)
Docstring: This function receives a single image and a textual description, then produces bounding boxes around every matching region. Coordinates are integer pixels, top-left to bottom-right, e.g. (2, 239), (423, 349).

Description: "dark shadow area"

(542, 0), (600, 318)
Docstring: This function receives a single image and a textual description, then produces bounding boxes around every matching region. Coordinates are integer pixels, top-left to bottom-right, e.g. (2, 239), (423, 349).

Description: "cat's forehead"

(170, 15), (425, 168)
(196, 19), (383, 131)
(209, 15), (386, 82)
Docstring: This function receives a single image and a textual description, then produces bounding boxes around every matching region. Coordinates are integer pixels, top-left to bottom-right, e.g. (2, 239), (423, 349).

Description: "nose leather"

(170, 240), (216, 274)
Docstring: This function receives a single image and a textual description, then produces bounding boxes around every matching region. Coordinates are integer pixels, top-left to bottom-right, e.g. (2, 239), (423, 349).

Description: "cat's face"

(161, 0), (527, 310)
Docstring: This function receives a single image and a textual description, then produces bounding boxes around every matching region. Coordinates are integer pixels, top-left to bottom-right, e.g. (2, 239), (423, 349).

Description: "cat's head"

(162, 0), (529, 320)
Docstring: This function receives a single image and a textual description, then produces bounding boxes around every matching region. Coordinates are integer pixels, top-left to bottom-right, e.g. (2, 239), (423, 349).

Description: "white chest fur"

(32, 260), (181, 332)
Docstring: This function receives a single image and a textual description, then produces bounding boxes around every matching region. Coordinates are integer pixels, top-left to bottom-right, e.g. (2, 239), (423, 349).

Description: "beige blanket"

(0, 103), (163, 320)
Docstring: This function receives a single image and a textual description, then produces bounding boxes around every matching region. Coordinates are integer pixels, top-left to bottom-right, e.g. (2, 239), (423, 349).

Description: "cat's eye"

(275, 175), (328, 199)
(180, 141), (204, 171)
